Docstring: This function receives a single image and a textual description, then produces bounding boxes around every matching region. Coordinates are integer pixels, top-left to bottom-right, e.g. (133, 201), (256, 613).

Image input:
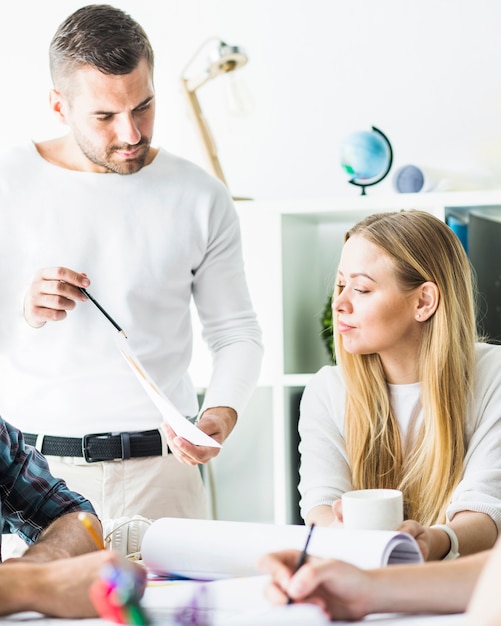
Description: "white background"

(2, 0), (501, 201)
(4, 0), (501, 523)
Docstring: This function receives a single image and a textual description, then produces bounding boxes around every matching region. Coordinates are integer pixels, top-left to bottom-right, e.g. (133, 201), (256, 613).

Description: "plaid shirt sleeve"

(0, 418), (95, 545)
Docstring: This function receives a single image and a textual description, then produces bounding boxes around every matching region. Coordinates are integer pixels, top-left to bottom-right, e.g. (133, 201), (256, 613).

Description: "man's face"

(54, 58), (155, 174)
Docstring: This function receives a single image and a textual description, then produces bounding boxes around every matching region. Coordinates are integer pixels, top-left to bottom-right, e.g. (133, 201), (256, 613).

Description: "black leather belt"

(23, 429), (169, 463)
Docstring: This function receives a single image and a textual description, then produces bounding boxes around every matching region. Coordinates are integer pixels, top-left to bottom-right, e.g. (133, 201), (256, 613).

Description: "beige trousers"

(46, 453), (208, 520)
(2, 449), (208, 560)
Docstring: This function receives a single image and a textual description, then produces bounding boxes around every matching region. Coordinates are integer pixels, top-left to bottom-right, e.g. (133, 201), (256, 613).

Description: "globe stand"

(347, 126), (393, 195)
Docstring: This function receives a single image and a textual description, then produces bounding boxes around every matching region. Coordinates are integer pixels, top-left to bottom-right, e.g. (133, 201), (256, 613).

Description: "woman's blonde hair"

(335, 210), (478, 525)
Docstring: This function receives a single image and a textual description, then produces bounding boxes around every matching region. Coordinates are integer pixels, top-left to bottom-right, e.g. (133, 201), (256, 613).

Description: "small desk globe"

(340, 126), (393, 195)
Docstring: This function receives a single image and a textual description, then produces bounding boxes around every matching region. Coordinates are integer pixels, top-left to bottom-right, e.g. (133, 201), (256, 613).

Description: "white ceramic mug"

(341, 489), (403, 531)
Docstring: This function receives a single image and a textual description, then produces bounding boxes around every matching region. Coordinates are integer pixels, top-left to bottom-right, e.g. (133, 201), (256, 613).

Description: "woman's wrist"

(430, 524), (460, 560)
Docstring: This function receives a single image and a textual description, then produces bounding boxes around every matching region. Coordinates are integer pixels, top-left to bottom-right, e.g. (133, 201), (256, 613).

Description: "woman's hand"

(331, 499), (344, 525)
(398, 520), (433, 560)
(332, 502), (446, 561)
(257, 549), (375, 621)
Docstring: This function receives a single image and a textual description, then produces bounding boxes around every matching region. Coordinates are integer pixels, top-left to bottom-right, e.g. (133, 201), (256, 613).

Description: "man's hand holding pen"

(23, 266), (90, 328)
(24, 266), (127, 337)
(162, 406), (236, 466)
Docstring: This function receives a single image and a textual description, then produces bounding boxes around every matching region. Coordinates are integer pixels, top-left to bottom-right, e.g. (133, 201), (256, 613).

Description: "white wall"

(2, 0), (501, 200)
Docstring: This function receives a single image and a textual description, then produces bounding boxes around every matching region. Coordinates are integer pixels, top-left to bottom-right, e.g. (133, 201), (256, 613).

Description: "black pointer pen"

(287, 523), (316, 604)
(79, 287), (127, 338)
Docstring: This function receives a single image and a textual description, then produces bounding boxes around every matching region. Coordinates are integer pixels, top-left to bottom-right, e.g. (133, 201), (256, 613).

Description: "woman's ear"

(415, 282), (439, 322)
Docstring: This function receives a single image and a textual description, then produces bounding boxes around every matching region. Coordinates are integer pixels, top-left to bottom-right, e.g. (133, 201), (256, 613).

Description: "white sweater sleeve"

(297, 366), (352, 520)
(447, 343), (501, 533)
(193, 189), (263, 417)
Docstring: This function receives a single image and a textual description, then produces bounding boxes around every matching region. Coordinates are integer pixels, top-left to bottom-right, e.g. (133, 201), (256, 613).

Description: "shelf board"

(236, 188), (501, 217)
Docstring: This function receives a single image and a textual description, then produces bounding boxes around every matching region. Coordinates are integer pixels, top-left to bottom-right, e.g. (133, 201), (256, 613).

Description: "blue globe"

(340, 128), (393, 192)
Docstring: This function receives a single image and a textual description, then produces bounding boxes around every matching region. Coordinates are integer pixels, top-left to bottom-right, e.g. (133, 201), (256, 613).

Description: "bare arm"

(258, 548), (488, 621)
(448, 511), (498, 556)
(0, 512), (141, 618)
(0, 550), (145, 618)
(467, 537), (501, 624)
(401, 511), (498, 561)
(367, 556), (484, 615)
(19, 512), (102, 562)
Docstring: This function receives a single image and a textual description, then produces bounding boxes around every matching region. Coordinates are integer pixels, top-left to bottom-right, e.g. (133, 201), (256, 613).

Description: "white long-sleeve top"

(0, 144), (263, 436)
(298, 342), (501, 533)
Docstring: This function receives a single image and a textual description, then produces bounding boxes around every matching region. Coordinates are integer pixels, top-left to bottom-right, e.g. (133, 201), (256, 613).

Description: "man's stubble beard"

(76, 134), (151, 175)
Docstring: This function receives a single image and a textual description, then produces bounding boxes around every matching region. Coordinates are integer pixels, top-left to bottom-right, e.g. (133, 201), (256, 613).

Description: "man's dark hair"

(49, 4), (154, 89)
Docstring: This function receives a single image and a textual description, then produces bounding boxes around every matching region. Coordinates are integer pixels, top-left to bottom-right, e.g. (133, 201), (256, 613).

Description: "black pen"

(79, 287), (127, 338)
(287, 523), (316, 604)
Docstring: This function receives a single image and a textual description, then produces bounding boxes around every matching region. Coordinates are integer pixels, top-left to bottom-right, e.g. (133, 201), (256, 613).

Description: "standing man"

(0, 4), (262, 524)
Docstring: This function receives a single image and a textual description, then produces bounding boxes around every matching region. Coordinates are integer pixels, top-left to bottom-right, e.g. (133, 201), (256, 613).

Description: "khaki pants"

(2, 450), (208, 560)
(47, 453), (208, 520)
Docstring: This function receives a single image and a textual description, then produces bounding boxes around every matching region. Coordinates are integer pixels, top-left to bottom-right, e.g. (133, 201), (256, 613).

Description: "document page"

(116, 335), (220, 448)
(142, 517), (423, 581)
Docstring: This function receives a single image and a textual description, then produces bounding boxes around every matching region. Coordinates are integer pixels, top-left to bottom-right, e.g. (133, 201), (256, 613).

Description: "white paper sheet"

(141, 517), (422, 581)
(116, 335), (220, 448)
(143, 578), (330, 625)
(141, 577), (465, 626)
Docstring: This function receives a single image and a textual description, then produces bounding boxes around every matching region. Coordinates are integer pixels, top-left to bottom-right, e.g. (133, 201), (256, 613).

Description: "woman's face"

(333, 235), (422, 370)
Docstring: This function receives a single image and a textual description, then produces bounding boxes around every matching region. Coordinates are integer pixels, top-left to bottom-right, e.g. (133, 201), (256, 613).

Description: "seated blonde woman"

(298, 210), (501, 560)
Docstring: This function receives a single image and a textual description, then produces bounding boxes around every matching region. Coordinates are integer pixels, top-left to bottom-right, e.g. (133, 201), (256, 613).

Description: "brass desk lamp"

(181, 38), (249, 197)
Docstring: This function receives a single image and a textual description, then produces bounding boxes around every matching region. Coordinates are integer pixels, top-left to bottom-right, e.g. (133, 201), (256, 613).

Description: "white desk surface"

(0, 577), (467, 625)
(0, 611), (467, 625)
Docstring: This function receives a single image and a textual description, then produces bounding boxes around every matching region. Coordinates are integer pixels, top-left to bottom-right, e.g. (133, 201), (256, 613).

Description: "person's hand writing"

(23, 267), (90, 328)
(162, 406), (236, 466)
(257, 549), (374, 621)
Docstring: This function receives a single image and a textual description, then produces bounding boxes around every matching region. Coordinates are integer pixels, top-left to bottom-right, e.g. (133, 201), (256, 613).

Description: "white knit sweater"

(0, 144), (263, 436)
(298, 342), (501, 532)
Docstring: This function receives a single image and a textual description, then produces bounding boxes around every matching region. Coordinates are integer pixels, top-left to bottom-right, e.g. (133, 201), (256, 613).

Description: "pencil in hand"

(78, 511), (105, 550)
(79, 287), (127, 338)
(287, 523), (316, 605)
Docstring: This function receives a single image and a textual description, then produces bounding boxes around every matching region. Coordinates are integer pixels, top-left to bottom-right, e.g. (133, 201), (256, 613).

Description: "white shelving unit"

(193, 189), (501, 525)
